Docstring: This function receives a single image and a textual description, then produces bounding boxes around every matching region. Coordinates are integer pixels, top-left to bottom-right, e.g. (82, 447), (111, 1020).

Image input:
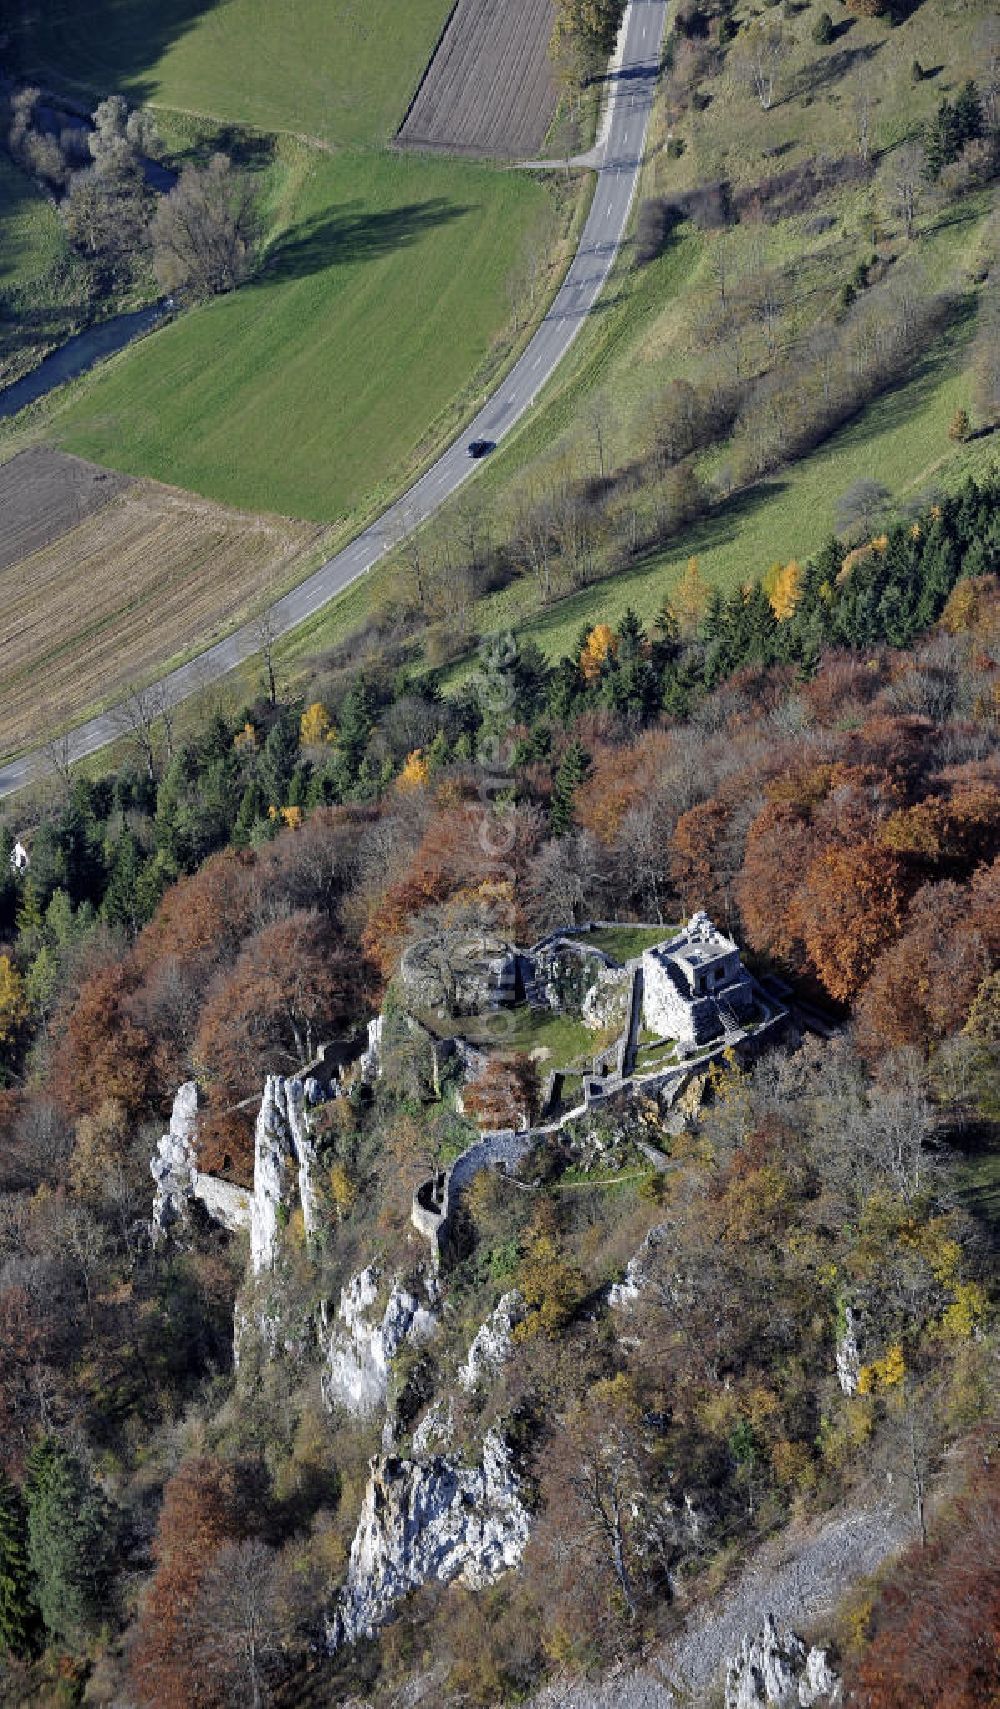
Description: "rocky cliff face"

(582, 961), (632, 1031)
(321, 1265), (438, 1418)
(327, 1430), (531, 1650)
(151, 1081), (250, 1241)
(458, 1290), (524, 1390)
(150, 1081), (200, 1240)
(725, 1616), (841, 1709)
(250, 1075), (318, 1272)
(608, 1222), (669, 1310)
(835, 1306), (861, 1396)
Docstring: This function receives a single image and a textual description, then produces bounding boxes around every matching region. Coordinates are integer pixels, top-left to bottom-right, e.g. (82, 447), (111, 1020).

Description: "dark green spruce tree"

(0, 1471), (36, 1657)
(549, 739), (591, 837)
(25, 1440), (108, 1647)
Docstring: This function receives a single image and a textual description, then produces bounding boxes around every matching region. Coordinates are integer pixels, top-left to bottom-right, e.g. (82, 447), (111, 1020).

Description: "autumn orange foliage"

(855, 858), (1000, 1056)
(851, 1454), (1000, 1709)
(363, 805), (541, 978)
(195, 910), (360, 1103)
(130, 1458), (245, 1709)
(54, 963), (155, 1118)
(573, 728), (675, 846)
(133, 849), (257, 979)
(801, 841), (910, 1004)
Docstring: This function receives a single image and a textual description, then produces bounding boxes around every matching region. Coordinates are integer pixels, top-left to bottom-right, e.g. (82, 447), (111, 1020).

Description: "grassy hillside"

(10, 0), (454, 146)
(45, 143), (558, 523)
(0, 153), (94, 385)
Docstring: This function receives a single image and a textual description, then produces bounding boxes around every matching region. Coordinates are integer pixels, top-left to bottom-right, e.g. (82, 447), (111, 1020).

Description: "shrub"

(635, 195), (684, 264)
(812, 11), (835, 45)
(676, 2), (709, 39)
(151, 153), (258, 300)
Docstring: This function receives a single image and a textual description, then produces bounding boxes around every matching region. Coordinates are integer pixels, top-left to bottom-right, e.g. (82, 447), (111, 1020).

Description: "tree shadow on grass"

(521, 480), (792, 645)
(255, 198), (471, 283)
(9, 0), (220, 108)
(785, 41), (883, 105)
(825, 294), (979, 445)
(168, 120), (277, 174)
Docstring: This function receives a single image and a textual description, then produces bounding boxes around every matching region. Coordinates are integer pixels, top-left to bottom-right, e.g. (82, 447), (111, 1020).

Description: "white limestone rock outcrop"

(582, 962), (632, 1031)
(192, 1172), (251, 1232)
(532, 939), (614, 1018)
(358, 1015), (383, 1084)
(725, 1616), (842, 1709)
(398, 931), (517, 1015)
(835, 1306), (861, 1396)
(412, 1397), (454, 1456)
(608, 1222), (669, 1310)
(321, 1265), (438, 1417)
(327, 1430), (530, 1650)
(459, 1290), (524, 1390)
(152, 1082), (252, 1242)
(250, 1075), (319, 1272)
(150, 1082), (200, 1240)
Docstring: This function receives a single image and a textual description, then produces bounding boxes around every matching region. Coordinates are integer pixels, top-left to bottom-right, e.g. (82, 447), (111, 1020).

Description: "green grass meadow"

(48, 144), (556, 522)
(281, 188), (999, 677)
(11, 0), (453, 146)
(0, 155), (64, 290)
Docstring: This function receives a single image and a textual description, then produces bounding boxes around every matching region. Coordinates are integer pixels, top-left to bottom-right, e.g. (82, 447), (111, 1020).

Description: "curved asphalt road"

(0, 0), (667, 799)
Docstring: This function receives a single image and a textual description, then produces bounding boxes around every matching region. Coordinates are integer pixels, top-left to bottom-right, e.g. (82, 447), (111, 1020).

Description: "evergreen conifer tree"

(258, 713), (300, 809)
(0, 1471), (36, 1657)
(25, 1441), (108, 1646)
(101, 829), (142, 934)
(232, 779), (268, 846)
(549, 739), (591, 837)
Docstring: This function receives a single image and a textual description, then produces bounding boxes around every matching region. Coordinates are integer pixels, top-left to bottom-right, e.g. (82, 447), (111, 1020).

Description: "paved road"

(0, 0), (667, 799)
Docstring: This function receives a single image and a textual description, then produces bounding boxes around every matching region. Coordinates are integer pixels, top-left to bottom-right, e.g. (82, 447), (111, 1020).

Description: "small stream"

(0, 300), (169, 420)
(34, 101), (179, 192)
(0, 87), (179, 420)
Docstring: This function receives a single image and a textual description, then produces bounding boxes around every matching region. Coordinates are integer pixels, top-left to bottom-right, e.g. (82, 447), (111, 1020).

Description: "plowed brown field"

(1, 474), (320, 759)
(0, 447), (132, 572)
(398, 0), (556, 159)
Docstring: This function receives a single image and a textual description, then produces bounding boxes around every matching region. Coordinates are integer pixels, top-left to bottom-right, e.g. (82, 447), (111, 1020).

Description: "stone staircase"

(716, 998), (746, 1044)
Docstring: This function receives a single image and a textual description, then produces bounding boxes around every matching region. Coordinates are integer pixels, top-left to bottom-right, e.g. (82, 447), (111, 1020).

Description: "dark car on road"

(467, 438), (495, 458)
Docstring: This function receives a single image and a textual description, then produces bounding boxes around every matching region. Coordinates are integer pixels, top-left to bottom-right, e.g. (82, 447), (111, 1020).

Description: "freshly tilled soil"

(398, 0), (557, 159)
(0, 446), (132, 573)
